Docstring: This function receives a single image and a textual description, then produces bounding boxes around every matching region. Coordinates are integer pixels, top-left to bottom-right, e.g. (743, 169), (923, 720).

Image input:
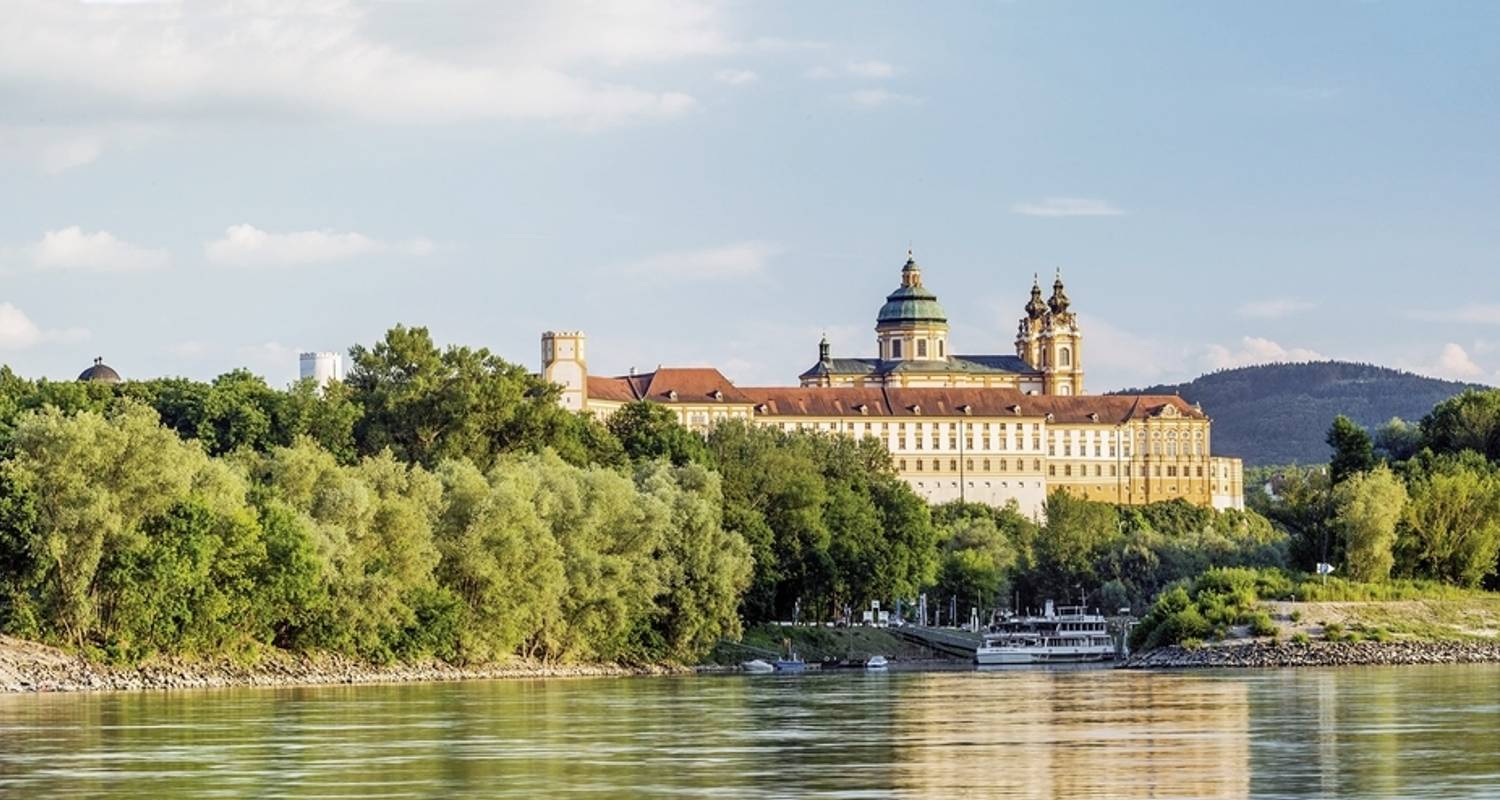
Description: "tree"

(1373, 417), (1423, 463)
(933, 514), (1019, 618)
(1025, 491), (1120, 603)
(1327, 415), (1375, 484)
(347, 325), (598, 470)
(1420, 389), (1500, 462)
(607, 401), (706, 466)
(1331, 465), (1407, 582)
(1397, 454), (1500, 587)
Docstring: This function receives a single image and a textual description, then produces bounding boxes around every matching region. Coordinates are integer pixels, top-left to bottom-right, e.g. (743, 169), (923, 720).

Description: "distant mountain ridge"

(1114, 361), (1485, 467)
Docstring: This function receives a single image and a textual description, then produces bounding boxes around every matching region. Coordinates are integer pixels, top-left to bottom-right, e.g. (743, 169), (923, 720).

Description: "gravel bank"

(0, 635), (688, 694)
(1124, 639), (1500, 669)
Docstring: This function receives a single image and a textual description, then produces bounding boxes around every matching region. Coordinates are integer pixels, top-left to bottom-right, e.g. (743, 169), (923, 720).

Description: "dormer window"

(667, 390), (679, 401)
(959, 404), (973, 415)
(1045, 412), (1055, 423)
(1009, 404), (1022, 414)
(755, 403), (768, 414)
(712, 389), (724, 401)
(1088, 412), (1100, 423)
(910, 404), (922, 415)
(855, 403), (868, 415)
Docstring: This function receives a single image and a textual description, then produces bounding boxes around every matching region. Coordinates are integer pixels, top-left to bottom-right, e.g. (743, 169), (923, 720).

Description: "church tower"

(541, 330), (589, 412)
(876, 251), (950, 364)
(1015, 272), (1084, 395)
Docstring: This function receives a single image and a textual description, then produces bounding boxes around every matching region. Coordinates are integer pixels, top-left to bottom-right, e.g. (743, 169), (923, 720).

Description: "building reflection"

(888, 669), (1251, 799)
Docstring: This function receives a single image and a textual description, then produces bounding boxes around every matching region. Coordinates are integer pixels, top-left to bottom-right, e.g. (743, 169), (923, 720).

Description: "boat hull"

(974, 647), (1115, 665)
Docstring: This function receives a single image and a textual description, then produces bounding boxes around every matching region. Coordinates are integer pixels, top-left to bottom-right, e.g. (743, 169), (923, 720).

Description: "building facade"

(543, 254), (1244, 516)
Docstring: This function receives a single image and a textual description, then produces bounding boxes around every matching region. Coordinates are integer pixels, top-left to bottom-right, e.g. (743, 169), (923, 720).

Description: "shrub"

(1291, 632), (1311, 645)
(1248, 612), (1278, 638)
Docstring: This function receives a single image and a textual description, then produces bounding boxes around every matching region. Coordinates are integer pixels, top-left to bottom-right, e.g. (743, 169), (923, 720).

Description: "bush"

(1291, 632), (1311, 645)
(1247, 612), (1278, 638)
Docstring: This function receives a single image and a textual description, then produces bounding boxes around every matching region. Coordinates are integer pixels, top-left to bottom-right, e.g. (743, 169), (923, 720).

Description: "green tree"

(1331, 465), (1407, 582)
(1397, 454), (1500, 587)
(1420, 389), (1500, 462)
(1327, 415), (1376, 484)
(1373, 417), (1423, 463)
(607, 401), (706, 465)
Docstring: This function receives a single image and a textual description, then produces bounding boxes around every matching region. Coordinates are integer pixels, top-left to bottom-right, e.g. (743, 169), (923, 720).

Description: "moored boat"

(740, 659), (774, 673)
(865, 655), (889, 670)
(975, 601), (1115, 665)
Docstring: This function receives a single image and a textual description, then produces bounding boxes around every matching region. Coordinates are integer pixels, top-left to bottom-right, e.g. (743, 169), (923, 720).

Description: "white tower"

(541, 331), (588, 412)
(299, 351), (343, 390)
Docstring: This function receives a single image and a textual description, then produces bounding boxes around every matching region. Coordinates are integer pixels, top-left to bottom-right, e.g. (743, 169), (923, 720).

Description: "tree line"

(1252, 388), (1500, 590)
(0, 325), (1278, 665)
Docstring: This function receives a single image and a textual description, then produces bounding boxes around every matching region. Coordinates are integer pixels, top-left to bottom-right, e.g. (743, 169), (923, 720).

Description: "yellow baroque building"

(542, 254), (1243, 517)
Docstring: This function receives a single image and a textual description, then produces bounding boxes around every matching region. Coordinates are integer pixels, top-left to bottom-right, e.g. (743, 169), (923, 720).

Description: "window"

(1064, 465), (1072, 477)
(898, 459), (907, 471)
(939, 340), (945, 357)
(1109, 465), (1117, 477)
(932, 459), (940, 472)
(950, 459), (959, 472)
(915, 460), (923, 472)
(917, 339), (928, 358)
(1049, 465), (1057, 476)
(1033, 459), (1041, 471)
(1059, 347), (1071, 367)
(891, 339), (903, 359)
(949, 437), (958, 450)
(1095, 465), (1102, 477)
(982, 459), (991, 471)
(898, 437), (908, 449)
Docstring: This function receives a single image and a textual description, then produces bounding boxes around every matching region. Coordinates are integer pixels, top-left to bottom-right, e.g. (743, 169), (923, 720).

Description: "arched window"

(1059, 347), (1072, 367)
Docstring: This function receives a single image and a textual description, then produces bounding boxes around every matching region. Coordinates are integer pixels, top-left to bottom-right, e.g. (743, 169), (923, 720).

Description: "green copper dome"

(876, 254), (948, 324)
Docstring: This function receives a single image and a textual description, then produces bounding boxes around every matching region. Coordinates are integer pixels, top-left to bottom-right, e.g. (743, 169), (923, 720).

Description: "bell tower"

(541, 330), (588, 412)
(1040, 271), (1084, 395)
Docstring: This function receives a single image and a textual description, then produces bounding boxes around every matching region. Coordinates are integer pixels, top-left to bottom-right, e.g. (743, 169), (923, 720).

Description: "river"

(1, 664), (1497, 798)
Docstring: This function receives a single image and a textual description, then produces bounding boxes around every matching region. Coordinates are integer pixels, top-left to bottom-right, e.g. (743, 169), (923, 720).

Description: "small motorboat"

(773, 655), (807, 673)
(740, 659), (774, 673)
(865, 655), (889, 670)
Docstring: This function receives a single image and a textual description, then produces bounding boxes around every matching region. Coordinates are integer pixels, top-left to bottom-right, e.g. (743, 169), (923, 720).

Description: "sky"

(2, 0), (1499, 392)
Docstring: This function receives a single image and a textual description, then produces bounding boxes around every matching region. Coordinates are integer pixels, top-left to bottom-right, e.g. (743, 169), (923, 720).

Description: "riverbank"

(1125, 639), (1500, 669)
(0, 635), (688, 694)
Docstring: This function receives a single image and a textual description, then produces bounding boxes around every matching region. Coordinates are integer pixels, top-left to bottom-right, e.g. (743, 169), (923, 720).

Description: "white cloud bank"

(0, 0), (735, 148)
(24, 227), (170, 272)
(619, 241), (781, 280)
(1203, 337), (1325, 370)
(205, 224), (433, 267)
(0, 303), (88, 350)
(1410, 304), (1500, 325)
(1011, 197), (1125, 217)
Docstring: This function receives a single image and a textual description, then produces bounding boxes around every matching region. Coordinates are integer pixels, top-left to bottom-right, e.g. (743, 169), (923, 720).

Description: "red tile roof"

(587, 369), (1205, 422)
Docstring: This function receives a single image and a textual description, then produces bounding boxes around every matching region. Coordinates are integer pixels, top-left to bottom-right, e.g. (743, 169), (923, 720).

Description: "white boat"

(740, 659), (774, 673)
(865, 655), (889, 670)
(975, 601), (1116, 665)
(773, 656), (807, 673)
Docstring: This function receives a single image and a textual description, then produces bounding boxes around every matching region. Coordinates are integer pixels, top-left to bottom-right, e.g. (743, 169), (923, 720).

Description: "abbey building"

(542, 254), (1243, 517)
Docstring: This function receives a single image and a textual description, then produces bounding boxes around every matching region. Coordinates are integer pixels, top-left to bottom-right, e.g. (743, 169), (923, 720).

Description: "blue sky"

(2, 1), (1498, 391)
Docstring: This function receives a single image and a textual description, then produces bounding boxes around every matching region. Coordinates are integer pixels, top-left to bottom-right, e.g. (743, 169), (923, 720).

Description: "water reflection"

(0, 665), (1497, 798)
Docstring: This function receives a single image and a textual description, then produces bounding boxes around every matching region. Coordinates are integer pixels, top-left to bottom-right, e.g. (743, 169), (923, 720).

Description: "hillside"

(1117, 362), (1483, 466)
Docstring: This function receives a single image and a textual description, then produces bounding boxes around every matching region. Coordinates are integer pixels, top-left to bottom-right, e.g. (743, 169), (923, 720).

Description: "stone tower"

(541, 330), (588, 412)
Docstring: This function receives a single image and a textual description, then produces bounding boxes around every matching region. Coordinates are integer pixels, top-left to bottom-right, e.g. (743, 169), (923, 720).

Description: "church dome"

(78, 357), (121, 383)
(876, 253), (948, 325)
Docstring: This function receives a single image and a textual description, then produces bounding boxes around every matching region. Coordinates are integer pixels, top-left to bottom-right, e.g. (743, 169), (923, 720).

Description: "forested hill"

(1115, 362), (1485, 466)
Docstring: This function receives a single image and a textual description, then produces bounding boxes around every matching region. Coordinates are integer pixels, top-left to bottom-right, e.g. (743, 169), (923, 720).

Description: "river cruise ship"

(975, 601), (1116, 665)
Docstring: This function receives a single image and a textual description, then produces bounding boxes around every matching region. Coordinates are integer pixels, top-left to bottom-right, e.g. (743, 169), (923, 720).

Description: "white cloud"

(0, 123), (159, 174)
(1403, 342), (1488, 382)
(808, 59), (897, 79)
(1201, 337), (1324, 371)
(1409, 304), (1500, 325)
(1075, 315), (1188, 387)
(714, 68), (759, 85)
(0, 0), (729, 132)
(1011, 197), (1125, 217)
(26, 226), (170, 272)
(618, 241), (781, 280)
(1237, 297), (1317, 319)
(848, 89), (920, 107)
(0, 303), (89, 350)
(205, 224), (433, 267)
(846, 59), (896, 78)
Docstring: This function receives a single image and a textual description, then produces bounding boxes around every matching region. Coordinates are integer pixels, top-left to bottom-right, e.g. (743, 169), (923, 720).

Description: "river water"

(1, 664), (1497, 799)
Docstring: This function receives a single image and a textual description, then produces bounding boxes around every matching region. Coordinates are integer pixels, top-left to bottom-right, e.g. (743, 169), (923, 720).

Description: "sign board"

(1316, 562), (1335, 575)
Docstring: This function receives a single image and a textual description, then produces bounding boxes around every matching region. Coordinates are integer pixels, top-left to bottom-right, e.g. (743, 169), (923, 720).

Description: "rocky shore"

(0, 635), (688, 694)
(1124, 639), (1500, 669)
